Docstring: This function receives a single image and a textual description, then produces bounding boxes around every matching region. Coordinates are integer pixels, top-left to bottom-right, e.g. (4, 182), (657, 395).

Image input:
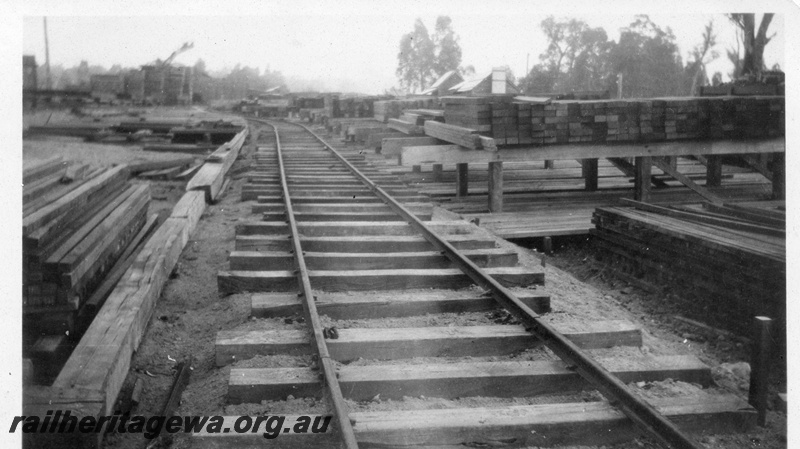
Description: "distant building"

(139, 64), (193, 105)
(125, 70), (145, 103)
(420, 70), (464, 96)
(448, 70), (519, 96)
(23, 55), (38, 90)
(23, 55), (38, 109)
(90, 73), (124, 102)
(192, 71), (218, 104)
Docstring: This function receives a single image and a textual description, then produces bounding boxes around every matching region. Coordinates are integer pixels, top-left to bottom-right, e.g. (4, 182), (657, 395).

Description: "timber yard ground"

(20, 105), (787, 449)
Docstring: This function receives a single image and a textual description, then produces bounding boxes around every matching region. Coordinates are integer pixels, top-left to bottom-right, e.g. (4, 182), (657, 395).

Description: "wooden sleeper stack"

(23, 162), (149, 333)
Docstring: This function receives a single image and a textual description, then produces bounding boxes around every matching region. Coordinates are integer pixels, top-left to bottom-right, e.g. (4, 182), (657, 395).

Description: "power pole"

(43, 17), (52, 90)
(526, 53), (530, 92)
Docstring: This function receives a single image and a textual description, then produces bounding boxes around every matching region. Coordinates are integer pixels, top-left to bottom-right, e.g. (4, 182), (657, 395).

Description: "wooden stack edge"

(347, 124), (389, 142)
(23, 156), (67, 184)
(387, 118), (425, 135)
(590, 204), (785, 336)
(373, 98), (439, 123)
(129, 156), (198, 180)
(423, 120), (500, 152)
(187, 127), (249, 202)
(24, 122), (245, 439)
(29, 195), (203, 432)
(23, 165), (130, 236)
(23, 167), (138, 311)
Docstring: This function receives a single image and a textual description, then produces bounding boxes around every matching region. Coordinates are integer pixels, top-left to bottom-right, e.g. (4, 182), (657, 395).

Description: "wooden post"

(666, 156), (678, 170)
(542, 236), (553, 255)
(771, 153), (785, 200)
(634, 157), (652, 202)
(432, 164), (443, 182)
(456, 163), (469, 197)
(544, 160), (554, 169)
(749, 316), (773, 427)
(583, 158), (598, 191)
(706, 155), (722, 187)
(488, 161), (503, 213)
(412, 165), (421, 173)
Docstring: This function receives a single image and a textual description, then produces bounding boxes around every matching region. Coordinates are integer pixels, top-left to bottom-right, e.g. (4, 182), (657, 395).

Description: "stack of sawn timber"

(23, 118), (244, 445)
(440, 95), (784, 147)
(23, 158), (149, 314)
(591, 201), (785, 335)
(186, 126), (249, 202)
(373, 98), (439, 123)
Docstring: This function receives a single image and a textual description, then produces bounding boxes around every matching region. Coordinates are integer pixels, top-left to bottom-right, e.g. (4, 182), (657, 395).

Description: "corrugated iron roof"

(421, 70), (465, 95)
(449, 73), (490, 93)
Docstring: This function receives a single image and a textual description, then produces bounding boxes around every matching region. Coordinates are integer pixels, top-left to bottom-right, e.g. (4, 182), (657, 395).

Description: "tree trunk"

(738, 13), (773, 77)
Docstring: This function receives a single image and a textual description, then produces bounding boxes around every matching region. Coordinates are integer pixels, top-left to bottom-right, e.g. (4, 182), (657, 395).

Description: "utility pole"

(526, 53), (530, 92)
(43, 17), (52, 90)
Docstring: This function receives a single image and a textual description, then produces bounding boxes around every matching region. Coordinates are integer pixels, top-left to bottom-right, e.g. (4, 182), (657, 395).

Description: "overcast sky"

(17, 1), (789, 94)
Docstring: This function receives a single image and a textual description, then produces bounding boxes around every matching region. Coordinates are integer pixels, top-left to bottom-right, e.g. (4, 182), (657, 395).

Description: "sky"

(17, 1), (789, 95)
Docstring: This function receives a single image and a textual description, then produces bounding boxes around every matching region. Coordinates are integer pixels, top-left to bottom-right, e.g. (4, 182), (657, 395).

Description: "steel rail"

(269, 121), (359, 448)
(291, 120), (704, 449)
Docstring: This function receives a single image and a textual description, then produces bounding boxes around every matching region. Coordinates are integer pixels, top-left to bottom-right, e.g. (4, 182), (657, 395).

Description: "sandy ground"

(25, 112), (785, 449)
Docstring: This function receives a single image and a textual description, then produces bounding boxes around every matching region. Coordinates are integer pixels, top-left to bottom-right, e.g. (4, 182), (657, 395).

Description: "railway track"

(193, 119), (754, 448)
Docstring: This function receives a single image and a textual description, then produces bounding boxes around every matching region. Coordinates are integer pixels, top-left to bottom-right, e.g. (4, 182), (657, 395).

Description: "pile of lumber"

(333, 97), (381, 118)
(187, 127), (249, 202)
(129, 156), (200, 180)
(441, 96), (493, 132)
(591, 200), (785, 335)
(491, 101), (530, 145)
(440, 95), (784, 148)
(113, 120), (196, 134)
(25, 124), (111, 139)
(423, 121), (497, 151)
(23, 159), (151, 318)
(528, 90), (611, 100)
(373, 98), (439, 122)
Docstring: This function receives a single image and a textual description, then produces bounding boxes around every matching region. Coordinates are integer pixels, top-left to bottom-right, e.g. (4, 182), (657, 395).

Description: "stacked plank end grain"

(24, 117), (246, 446)
(23, 158), (150, 379)
(187, 125), (249, 203)
(591, 201), (785, 339)
(445, 95), (784, 148)
(373, 98), (439, 123)
(441, 96), (495, 132)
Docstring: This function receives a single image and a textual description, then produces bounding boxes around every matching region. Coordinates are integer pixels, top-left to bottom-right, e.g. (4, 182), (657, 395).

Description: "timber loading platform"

(23, 104), (783, 448)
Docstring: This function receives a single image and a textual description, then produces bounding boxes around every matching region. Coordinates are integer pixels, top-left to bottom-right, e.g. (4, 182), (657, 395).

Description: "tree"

(458, 64), (476, 78)
(522, 17), (613, 94)
(609, 15), (686, 98)
(193, 58), (208, 76)
(396, 16), (462, 92)
(396, 19), (435, 92)
(432, 16), (462, 75)
(727, 14), (775, 78)
(687, 20), (718, 95)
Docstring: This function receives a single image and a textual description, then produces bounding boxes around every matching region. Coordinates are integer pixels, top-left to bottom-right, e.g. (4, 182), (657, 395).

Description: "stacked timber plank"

(441, 95), (784, 148)
(23, 161), (149, 311)
(424, 121), (496, 151)
(491, 101), (530, 145)
(187, 126), (249, 202)
(24, 115), (245, 447)
(129, 156), (199, 180)
(373, 98), (438, 122)
(591, 200), (785, 335)
(441, 96), (494, 132)
(25, 124), (111, 139)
